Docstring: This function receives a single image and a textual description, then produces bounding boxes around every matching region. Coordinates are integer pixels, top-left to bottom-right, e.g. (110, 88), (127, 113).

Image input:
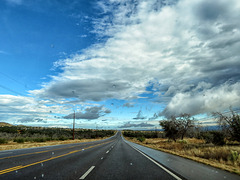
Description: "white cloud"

(0, 95), (70, 124)
(162, 82), (240, 117)
(27, 0), (240, 119)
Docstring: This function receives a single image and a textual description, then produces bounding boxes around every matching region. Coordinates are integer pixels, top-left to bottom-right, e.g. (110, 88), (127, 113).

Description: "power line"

(0, 84), (25, 96)
(0, 71), (30, 89)
(196, 109), (240, 122)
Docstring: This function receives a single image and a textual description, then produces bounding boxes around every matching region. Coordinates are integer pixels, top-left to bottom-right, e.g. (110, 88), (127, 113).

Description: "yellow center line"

(0, 147), (72, 160)
(0, 139), (112, 160)
(0, 140), (113, 175)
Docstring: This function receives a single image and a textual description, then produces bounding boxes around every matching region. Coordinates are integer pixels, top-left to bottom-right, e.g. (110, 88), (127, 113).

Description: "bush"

(33, 138), (47, 142)
(59, 136), (68, 141)
(178, 139), (187, 144)
(137, 136), (145, 142)
(228, 150), (239, 164)
(212, 131), (225, 145)
(200, 131), (225, 145)
(0, 138), (8, 144)
(14, 138), (25, 143)
(200, 131), (214, 143)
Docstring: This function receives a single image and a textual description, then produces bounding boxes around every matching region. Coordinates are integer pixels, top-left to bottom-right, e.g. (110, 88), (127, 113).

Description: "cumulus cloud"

(118, 122), (154, 128)
(30, 0), (240, 119)
(162, 82), (240, 118)
(63, 105), (111, 120)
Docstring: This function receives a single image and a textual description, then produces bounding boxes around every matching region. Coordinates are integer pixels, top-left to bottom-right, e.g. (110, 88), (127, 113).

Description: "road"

(0, 132), (239, 180)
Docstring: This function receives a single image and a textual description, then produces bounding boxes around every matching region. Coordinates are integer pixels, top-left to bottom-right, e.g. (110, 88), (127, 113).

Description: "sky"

(0, 0), (240, 130)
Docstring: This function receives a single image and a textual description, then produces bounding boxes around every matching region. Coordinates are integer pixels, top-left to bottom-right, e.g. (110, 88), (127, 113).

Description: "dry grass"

(126, 137), (240, 175)
(0, 138), (106, 151)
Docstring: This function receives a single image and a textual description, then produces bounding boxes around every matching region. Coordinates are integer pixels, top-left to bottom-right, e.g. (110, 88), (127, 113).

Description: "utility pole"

(73, 110), (75, 140)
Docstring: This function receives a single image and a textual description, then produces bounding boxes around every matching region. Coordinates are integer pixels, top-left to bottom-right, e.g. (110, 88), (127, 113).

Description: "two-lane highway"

(0, 132), (239, 180)
(0, 132), (177, 179)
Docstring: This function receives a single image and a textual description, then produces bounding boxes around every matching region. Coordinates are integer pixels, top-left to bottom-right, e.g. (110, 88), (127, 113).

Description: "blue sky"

(0, 0), (240, 129)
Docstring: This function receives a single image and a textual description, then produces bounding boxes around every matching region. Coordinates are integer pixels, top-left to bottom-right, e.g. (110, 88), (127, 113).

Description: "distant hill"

(0, 122), (14, 127)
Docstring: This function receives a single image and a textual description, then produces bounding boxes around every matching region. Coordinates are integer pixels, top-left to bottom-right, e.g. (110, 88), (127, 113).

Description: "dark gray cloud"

(133, 110), (146, 120)
(123, 102), (134, 108)
(194, 1), (229, 22)
(63, 105), (111, 120)
(148, 113), (158, 120)
(17, 117), (47, 123)
(118, 122), (154, 128)
(33, 79), (133, 101)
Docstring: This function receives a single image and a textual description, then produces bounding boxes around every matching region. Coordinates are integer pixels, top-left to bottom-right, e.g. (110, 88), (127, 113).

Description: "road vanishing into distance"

(0, 131), (239, 180)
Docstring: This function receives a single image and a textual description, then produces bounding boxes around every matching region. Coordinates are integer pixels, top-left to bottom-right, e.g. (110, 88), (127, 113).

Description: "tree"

(160, 114), (195, 141)
(160, 118), (179, 141)
(213, 109), (240, 141)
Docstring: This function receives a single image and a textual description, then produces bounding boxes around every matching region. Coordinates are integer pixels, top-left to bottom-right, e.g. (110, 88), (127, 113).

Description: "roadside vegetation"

(124, 111), (240, 175)
(0, 124), (114, 150)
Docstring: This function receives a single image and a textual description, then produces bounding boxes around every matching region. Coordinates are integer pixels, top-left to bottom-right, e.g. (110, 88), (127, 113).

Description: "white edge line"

(126, 142), (182, 180)
(79, 166), (95, 179)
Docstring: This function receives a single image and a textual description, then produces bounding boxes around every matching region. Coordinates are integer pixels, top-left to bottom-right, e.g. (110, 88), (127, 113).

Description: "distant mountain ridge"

(0, 122), (14, 127)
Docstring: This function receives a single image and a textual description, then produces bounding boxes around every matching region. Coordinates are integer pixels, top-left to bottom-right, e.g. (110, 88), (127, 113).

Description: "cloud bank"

(30, 0), (240, 119)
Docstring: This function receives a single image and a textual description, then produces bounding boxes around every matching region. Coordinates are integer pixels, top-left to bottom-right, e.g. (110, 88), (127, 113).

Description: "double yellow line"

(0, 140), (113, 175)
(0, 139), (110, 160)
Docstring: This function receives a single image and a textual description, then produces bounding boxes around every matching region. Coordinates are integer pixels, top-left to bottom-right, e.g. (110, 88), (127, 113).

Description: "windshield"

(0, 0), (240, 179)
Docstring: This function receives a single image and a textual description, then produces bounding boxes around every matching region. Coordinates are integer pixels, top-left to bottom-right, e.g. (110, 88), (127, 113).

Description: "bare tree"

(213, 109), (240, 141)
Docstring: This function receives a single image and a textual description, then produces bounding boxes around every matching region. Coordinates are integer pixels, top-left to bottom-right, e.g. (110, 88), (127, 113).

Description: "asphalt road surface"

(0, 132), (239, 180)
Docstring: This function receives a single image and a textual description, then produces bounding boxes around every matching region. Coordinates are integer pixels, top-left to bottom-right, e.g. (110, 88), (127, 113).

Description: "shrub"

(178, 139), (187, 144)
(0, 138), (8, 144)
(228, 150), (240, 164)
(212, 131), (225, 145)
(59, 136), (68, 141)
(33, 138), (47, 142)
(137, 136), (145, 142)
(200, 131), (225, 145)
(14, 138), (25, 143)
